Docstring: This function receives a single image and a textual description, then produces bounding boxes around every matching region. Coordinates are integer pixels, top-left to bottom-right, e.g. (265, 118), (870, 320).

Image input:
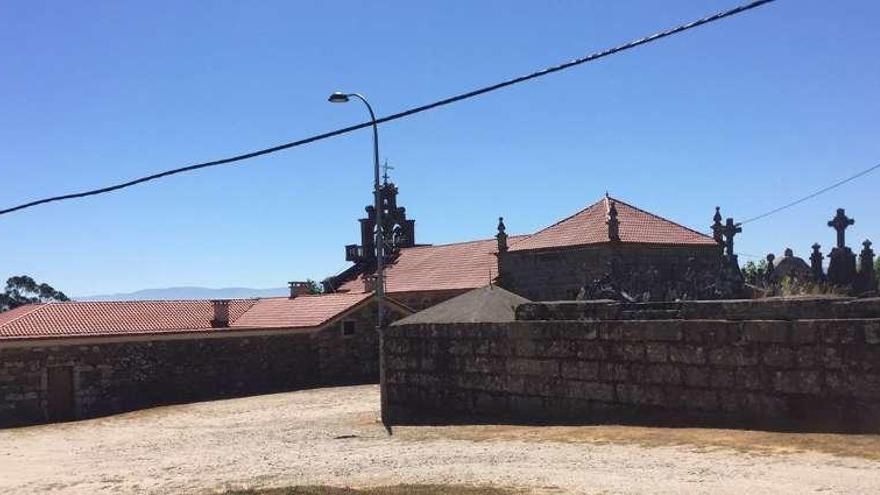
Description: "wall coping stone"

(516, 297), (880, 322)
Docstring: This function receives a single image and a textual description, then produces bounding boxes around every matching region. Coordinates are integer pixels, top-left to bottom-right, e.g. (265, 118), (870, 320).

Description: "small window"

(342, 320), (357, 337)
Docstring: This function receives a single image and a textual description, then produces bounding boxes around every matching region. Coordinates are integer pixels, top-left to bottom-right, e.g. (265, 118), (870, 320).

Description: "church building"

(324, 179), (727, 305)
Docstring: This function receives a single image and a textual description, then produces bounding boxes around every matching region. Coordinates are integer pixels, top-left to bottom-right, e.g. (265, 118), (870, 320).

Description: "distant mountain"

(75, 286), (289, 302)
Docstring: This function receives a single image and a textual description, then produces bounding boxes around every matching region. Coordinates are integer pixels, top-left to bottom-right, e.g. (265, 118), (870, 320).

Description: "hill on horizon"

(75, 286), (289, 302)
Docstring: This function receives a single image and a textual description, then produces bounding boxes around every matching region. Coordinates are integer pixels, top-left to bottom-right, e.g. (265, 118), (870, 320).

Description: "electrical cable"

(0, 0), (777, 216)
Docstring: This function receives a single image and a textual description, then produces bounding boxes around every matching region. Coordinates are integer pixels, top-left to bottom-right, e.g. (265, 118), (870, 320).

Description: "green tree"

(305, 279), (324, 295)
(742, 259), (769, 286)
(0, 275), (69, 313)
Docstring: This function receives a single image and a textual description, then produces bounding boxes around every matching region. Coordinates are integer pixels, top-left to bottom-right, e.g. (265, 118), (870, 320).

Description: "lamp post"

(328, 91), (388, 426)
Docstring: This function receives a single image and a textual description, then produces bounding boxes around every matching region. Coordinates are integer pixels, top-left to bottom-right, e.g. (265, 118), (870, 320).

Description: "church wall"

(499, 244), (721, 301)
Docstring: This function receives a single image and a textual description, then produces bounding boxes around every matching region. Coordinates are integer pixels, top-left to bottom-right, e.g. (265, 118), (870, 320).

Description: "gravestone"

(826, 208), (857, 286)
(810, 243), (824, 282)
(857, 240), (876, 294)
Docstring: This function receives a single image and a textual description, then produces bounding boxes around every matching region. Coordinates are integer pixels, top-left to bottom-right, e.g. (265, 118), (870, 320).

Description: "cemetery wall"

(385, 298), (880, 432)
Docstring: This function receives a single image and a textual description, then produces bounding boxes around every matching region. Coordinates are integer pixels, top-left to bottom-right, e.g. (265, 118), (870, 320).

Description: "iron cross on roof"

(827, 208), (855, 249)
(382, 160), (394, 184)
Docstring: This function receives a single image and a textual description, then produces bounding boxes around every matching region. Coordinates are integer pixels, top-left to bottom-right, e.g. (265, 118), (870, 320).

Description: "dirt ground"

(1, 385), (879, 494)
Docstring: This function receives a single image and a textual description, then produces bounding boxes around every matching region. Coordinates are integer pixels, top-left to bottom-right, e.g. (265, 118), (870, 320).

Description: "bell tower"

(344, 166), (416, 264)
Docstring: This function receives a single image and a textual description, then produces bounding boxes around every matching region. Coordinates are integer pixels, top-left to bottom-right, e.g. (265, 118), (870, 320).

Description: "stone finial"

(496, 216), (508, 253)
(784, 248), (793, 258)
(861, 239), (875, 273)
(605, 197), (620, 242)
(711, 207), (724, 244)
(828, 208), (855, 249)
(766, 253), (776, 280)
(722, 218), (742, 257)
(810, 243), (824, 281)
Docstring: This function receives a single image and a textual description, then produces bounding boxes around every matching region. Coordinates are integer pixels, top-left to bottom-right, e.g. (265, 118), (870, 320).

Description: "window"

(342, 320), (357, 337)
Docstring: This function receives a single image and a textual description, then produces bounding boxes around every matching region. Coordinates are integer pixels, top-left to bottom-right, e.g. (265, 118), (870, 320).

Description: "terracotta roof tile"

(232, 293), (372, 329)
(337, 236), (526, 294)
(509, 196), (716, 252)
(0, 293), (374, 342)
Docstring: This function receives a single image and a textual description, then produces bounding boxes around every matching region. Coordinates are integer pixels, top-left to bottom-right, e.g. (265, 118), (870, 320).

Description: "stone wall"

(0, 306), (390, 428)
(385, 298), (880, 432)
(499, 244), (721, 301)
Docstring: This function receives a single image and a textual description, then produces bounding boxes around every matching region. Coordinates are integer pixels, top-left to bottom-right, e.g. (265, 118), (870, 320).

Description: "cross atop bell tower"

(382, 160), (393, 185)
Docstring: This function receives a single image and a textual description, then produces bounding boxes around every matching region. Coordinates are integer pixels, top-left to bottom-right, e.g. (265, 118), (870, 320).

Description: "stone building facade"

(497, 195), (725, 302)
(0, 292), (410, 427)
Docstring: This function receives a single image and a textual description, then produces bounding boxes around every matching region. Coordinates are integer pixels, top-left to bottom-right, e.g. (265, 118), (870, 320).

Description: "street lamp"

(328, 91), (389, 426)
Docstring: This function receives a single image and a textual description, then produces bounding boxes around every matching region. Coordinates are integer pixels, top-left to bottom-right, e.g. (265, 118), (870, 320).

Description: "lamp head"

(328, 92), (350, 103)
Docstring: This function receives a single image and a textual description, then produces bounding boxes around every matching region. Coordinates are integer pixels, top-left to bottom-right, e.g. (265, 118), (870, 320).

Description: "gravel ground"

(1, 385), (879, 494)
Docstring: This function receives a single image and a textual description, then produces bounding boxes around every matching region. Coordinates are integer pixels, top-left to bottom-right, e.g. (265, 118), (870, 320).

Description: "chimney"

(288, 281), (310, 299)
(211, 300), (230, 328)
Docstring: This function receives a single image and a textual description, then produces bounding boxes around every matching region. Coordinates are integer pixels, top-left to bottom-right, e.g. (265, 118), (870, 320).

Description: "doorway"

(47, 366), (75, 421)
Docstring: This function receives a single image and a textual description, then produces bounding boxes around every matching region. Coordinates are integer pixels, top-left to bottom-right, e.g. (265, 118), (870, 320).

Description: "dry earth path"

(1, 385), (879, 494)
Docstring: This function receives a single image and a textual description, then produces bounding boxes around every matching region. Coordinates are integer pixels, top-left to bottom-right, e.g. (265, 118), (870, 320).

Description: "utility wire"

(740, 161), (880, 225)
(0, 0), (777, 217)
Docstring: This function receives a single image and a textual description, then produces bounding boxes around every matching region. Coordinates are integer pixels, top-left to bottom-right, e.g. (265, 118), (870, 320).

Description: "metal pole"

(347, 94), (388, 426)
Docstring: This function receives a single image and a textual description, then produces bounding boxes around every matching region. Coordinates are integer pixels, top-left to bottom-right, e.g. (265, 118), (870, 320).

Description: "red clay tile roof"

(0, 293), (375, 342)
(337, 236), (526, 294)
(231, 293), (372, 329)
(509, 195), (717, 252)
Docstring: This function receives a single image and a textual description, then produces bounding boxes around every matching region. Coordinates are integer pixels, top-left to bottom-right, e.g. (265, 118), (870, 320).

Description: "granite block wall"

(0, 315), (381, 428)
(385, 311), (880, 432)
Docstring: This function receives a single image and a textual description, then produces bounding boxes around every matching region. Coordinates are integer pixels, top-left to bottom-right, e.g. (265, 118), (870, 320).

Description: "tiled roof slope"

(337, 236), (526, 294)
(509, 196), (716, 252)
(0, 293), (373, 341)
(0, 300), (257, 340)
(232, 293), (371, 329)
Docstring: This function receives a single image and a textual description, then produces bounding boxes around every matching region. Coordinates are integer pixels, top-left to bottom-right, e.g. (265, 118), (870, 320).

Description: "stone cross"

(827, 208), (855, 249)
(722, 218), (742, 256)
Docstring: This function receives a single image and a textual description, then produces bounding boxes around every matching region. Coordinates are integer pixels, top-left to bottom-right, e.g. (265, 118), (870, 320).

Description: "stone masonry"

(385, 297), (880, 432)
(0, 304), (389, 428)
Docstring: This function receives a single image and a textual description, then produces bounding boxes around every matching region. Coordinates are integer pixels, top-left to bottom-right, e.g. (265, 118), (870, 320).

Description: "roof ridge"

(608, 195), (713, 240)
(0, 304), (47, 329)
(401, 236), (503, 250)
(64, 298), (260, 305)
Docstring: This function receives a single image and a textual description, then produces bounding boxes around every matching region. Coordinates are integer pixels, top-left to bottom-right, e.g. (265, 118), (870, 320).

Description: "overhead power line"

(740, 161), (880, 225)
(0, 0), (777, 217)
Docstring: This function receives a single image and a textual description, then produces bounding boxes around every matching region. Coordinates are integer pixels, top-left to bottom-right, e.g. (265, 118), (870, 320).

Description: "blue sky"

(2, 0), (878, 297)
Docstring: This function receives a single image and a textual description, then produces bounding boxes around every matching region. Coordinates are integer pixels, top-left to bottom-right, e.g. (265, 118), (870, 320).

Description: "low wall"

(386, 298), (880, 432)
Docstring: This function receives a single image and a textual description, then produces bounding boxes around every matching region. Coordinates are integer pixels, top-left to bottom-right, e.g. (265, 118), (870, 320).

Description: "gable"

(509, 196), (716, 252)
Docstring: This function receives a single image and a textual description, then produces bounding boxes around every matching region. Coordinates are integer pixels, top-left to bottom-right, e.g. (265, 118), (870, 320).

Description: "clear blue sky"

(2, 0), (878, 297)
